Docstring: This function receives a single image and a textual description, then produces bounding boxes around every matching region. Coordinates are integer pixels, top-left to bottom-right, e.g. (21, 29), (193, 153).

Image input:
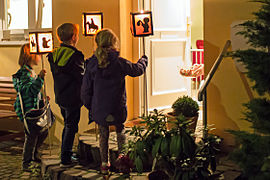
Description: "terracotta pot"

(166, 112), (198, 132)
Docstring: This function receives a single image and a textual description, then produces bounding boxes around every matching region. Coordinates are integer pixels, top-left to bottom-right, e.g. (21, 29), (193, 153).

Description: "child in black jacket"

(81, 29), (148, 174)
(48, 23), (84, 167)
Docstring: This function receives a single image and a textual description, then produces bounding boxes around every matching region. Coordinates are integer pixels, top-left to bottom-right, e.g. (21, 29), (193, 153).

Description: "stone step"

(41, 130), (148, 179)
(41, 154), (148, 180)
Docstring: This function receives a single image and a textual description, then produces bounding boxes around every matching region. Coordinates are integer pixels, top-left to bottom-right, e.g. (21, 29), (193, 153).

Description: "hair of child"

(57, 23), (79, 44)
(94, 29), (119, 68)
(18, 43), (32, 67)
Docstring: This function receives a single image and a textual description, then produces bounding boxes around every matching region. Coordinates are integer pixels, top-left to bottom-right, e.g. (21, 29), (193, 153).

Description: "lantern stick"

(141, 0), (148, 116)
(91, 36), (98, 141)
(47, 122), (52, 156)
(142, 37), (148, 116)
(92, 36), (95, 54)
(41, 55), (47, 104)
(41, 55), (52, 156)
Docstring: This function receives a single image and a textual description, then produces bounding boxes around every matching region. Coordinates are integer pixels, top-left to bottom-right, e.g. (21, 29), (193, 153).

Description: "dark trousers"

(60, 106), (81, 163)
(98, 124), (126, 163)
(23, 129), (48, 166)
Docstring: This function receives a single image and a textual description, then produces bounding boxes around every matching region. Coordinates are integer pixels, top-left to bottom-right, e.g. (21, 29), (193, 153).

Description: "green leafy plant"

(122, 110), (221, 179)
(172, 96), (199, 117)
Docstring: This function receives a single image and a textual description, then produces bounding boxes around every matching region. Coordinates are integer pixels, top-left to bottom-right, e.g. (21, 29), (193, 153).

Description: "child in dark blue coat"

(81, 29), (148, 174)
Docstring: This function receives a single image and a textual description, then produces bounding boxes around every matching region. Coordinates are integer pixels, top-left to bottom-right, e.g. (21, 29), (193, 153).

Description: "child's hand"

(46, 96), (50, 101)
(142, 55), (148, 59)
(141, 55), (148, 66)
(38, 69), (47, 79)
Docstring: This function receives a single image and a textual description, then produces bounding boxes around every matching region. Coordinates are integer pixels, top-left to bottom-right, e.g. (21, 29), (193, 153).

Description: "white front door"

(142, 0), (191, 112)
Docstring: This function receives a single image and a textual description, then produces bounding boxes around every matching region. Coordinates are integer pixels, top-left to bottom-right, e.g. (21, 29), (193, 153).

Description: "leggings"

(98, 124), (126, 163)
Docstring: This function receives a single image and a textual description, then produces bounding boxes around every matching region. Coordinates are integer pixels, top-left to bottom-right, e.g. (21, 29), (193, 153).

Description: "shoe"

(22, 164), (32, 172)
(100, 162), (110, 175)
(71, 153), (79, 162)
(60, 161), (76, 168)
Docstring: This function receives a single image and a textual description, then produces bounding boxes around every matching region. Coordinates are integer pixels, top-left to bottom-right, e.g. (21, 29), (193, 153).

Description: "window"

(0, 0), (52, 45)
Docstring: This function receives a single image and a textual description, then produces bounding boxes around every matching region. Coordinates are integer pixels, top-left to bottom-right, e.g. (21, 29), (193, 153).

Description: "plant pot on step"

(167, 95), (199, 132)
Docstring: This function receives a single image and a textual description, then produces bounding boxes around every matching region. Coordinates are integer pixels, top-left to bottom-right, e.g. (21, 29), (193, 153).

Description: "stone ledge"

(41, 132), (148, 180)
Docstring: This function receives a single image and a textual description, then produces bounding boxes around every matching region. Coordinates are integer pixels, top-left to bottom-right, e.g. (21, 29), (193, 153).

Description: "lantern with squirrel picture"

(29, 32), (53, 54)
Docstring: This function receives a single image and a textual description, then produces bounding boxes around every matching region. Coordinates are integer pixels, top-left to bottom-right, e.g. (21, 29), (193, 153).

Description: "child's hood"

(88, 50), (120, 78)
(95, 50), (119, 77)
(52, 46), (76, 66)
(12, 65), (32, 91)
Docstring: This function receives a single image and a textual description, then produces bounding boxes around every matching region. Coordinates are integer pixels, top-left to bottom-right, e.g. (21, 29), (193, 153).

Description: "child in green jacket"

(13, 43), (48, 171)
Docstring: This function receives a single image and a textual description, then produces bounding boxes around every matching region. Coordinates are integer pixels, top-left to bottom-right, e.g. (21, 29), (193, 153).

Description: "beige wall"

(51, 0), (122, 142)
(0, 47), (21, 76)
(0, 0), (123, 143)
(191, 0), (204, 48)
(0, 47), (23, 131)
(204, 0), (259, 148)
(120, 0), (135, 121)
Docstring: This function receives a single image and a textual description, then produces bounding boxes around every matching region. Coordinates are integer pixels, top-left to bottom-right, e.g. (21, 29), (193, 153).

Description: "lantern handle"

(41, 55), (47, 104)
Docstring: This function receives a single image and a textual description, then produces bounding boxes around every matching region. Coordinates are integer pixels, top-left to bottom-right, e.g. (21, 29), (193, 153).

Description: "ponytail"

(94, 29), (119, 68)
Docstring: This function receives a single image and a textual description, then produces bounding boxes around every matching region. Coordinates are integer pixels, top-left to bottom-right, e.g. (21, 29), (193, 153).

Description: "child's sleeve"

(119, 55), (148, 77)
(20, 70), (44, 97)
(81, 62), (93, 110)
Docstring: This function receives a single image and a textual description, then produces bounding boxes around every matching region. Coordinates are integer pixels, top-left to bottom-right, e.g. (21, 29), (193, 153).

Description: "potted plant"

(118, 110), (221, 179)
(167, 95), (199, 132)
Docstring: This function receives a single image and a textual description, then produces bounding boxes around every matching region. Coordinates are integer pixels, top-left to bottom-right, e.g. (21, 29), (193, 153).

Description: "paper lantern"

(82, 12), (103, 36)
(130, 11), (153, 37)
(29, 32), (53, 54)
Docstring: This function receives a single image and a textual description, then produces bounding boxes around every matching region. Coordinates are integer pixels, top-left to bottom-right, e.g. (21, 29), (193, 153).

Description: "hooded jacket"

(81, 50), (148, 126)
(12, 65), (44, 121)
(47, 43), (85, 107)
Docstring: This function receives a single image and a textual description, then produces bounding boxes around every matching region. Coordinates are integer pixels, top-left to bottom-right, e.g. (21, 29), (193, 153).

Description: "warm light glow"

(29, 33), (37, 53)
(38, 33), (53, 53)
(130, 11), (153, 37)
(82, 12), (103, 36)
(29, 32), (53, 54)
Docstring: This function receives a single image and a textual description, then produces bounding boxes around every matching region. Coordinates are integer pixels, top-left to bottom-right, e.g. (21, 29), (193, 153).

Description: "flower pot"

(166, 112), (198, 132)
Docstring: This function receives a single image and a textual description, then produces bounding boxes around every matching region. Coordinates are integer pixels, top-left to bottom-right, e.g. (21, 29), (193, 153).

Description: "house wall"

(203, 0), (260, 149)
(0, 0), (122, 143)
(191, 0), (203, 48)
(51, 0), (122, 142)
(0, 47), (23, 131)
(1, 0), (209, 145)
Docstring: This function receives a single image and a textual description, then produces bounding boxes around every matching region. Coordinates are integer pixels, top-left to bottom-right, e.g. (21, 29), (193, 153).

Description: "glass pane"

(7, 0), (28, 29)
(36, 0), (52, 28)
(153, 0), (186, 30)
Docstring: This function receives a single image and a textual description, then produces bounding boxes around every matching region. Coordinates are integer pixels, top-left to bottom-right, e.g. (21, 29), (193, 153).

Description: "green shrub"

(172, 96), (199, 117)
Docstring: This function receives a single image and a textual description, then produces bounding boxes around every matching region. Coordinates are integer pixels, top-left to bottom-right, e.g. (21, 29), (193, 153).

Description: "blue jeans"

(60, 106), (81, 163)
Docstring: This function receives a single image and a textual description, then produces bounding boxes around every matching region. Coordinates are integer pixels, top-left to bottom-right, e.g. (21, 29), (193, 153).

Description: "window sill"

(0, 41), (28, 47)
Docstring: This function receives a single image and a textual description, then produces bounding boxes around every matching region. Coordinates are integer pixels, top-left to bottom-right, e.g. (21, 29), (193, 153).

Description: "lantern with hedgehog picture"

(82, 12), (103, 36)
(130, 11), (153, 37)
(29, 31), (53, 54)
